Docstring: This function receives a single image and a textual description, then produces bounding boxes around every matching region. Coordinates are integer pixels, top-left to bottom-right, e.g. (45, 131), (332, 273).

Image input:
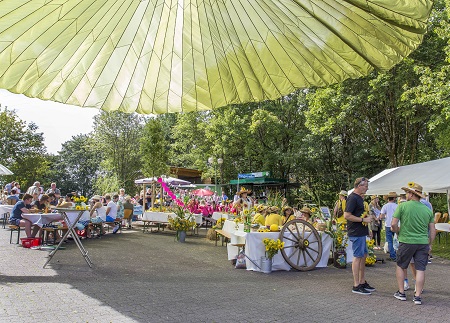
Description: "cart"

(278, 219), (323, 271)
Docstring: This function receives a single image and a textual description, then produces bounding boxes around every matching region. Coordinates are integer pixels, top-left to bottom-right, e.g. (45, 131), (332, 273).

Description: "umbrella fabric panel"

(0, 164), (14, 175)
(0, 0), (433, 114)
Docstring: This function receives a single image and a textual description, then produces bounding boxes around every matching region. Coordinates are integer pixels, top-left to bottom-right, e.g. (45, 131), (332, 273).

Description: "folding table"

(43, 208), (93, 268)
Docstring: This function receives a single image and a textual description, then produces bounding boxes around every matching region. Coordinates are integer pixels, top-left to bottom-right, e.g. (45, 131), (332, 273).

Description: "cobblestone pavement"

(1, 225), (449, 322)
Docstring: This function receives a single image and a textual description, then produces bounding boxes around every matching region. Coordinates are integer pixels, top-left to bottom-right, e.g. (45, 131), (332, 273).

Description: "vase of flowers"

(261, 238), (285, 273)
(73, 195), (88, 210)
(326, 221), (348, 269)
(168, 205), (196, 242)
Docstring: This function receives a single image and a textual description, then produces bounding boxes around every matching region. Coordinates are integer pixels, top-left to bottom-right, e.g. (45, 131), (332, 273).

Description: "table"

(436, 223), (450, 243)
(22, 213), (63, 227)
(141, 211), (201, 232)
(0, 205), (14, 228)
(222, 219), (352, 271)
(43, 208), (93, 268)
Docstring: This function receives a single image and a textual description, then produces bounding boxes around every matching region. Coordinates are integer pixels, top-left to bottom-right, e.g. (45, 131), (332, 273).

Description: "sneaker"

(427, 258), (432, 264)
(394, 291), (407, 301)
(112, 224), (120, 234)
(361, 281), (376, 292)
(413, 295), (422, 305)
(387, 257), (397, 261)
(352, 285), (371, 295)
(404, 279), (409, 291)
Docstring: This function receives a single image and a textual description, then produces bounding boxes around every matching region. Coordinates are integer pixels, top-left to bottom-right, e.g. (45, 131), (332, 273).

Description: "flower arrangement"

(257, 227), (270, 232)
(326, 221), (348, 251)
(365, 239), (377, 266)
(262, 238), (285, 259)
(74, 196), (89, 210)
(168, 205), (196, 232)
(212, 217), (226, 230)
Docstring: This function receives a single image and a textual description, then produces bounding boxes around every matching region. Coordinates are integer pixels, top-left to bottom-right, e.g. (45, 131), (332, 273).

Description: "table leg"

(43, 211), (93, 268)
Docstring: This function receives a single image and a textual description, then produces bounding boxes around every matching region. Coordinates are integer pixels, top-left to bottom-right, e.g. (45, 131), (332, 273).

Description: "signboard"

(238, 171), (270, 179)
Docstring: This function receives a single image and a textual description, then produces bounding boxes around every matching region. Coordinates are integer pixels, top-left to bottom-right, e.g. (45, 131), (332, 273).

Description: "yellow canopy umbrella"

(0, 0), (433, 114)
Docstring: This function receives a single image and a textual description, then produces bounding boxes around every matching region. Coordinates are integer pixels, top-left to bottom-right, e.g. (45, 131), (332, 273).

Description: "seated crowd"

(2, 180), (138, 241)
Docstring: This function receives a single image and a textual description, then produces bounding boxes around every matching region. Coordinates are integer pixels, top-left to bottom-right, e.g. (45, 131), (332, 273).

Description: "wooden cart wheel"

(279, 219), (323, 271)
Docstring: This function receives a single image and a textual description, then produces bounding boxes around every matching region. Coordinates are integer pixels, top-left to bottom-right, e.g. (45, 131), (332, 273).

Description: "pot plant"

(168, 205), (196, 242)
(261, 238), (285, 273)
(326, 221), (348, 269)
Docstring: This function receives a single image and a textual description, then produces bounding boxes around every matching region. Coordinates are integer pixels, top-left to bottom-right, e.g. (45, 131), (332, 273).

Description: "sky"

(0, 89), (99, 154)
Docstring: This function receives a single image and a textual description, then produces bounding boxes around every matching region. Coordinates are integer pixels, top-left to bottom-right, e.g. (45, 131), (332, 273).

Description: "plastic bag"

(393, 233), (399, 251)
(235, 251), (246, 269)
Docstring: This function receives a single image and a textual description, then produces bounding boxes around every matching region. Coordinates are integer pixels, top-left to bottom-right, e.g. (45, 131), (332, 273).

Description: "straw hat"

(269, 206), (280, 213)
(237, 187), (252, 196)
(339, 190), (348, 196)
(401, 182), (425, 199)
(91, 195), (102, 201)
(370, 195), (378, 200)
(282, 206), (293, 215)
(299, 206), (312, 215)
(387, 192), (398, 198)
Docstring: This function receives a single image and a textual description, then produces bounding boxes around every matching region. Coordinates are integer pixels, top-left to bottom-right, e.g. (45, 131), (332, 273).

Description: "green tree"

(0, 107), (48, 188)
(140, 118), (170, 177)
(54, 134), (101, 196)
(92, 111), (145, 193)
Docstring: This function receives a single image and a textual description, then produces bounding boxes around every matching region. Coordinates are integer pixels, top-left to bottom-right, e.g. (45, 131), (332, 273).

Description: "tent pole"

(447, 189), (449, 216)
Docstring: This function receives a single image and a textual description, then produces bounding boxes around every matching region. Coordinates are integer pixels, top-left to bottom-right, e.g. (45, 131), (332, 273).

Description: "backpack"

(336, 200), (346, 218)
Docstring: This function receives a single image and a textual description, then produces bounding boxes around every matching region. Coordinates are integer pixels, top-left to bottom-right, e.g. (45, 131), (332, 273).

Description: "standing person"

(122, 196), (134, 229)
(26, 181), (40, 201)
(369, 196), (382, 249)
(118, 188), (126, 202)
(344, 177), (375, 295)
(380, 192), (398, 261)
(333, 190), (347, 225)
(45, 182), (61, 200)
(391, 182), (435, 305)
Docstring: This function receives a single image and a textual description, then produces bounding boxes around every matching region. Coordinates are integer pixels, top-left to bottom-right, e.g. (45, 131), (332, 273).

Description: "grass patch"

(432, 233), (450, 260)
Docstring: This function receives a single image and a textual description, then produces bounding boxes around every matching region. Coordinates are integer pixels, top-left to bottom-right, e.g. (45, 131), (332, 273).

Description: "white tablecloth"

(141, 211), (201, 227)
(142, 212), (176, 222)
(436, 223), (450, 232)
(0, 205), (14, 214)
(22, 213), (63, 227)
(223, 219), (344, 270)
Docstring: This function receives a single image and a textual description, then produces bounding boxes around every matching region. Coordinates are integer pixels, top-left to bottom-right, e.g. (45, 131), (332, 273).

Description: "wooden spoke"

(279, 219), (323, 271)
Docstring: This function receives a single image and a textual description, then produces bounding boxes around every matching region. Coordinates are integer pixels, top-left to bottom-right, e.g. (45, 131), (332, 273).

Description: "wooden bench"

(8, 225), (21, 244)
(214, 229), (231, 246)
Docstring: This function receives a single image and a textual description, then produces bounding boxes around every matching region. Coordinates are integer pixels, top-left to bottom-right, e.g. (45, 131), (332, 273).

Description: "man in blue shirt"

(9, 194), (39, 238)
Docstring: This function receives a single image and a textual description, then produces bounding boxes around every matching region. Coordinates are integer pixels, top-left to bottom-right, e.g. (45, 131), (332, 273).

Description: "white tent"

(365, 157), (450, 195)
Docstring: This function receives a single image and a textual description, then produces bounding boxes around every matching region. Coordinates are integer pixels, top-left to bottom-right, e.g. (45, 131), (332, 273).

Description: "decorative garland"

(157, 177), (185, 207)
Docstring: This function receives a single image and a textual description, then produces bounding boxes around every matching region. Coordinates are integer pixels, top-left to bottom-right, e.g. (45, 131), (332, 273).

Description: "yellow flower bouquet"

(168, 205), (196, 232)
(365, 239), (377, 266)
(262, 238), (285, 259)
(326, 221), (348, 251)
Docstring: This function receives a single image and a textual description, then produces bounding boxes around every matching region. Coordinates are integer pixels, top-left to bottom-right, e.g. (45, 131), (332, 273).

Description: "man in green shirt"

(391, 182), (435, 305)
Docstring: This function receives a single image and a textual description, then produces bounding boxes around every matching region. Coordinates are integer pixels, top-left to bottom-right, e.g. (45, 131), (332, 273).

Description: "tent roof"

(229, 178), (287, 185)
(365, 157), (450, 195)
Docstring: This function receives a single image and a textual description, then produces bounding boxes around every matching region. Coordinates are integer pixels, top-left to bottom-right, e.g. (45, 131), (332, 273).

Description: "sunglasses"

(358, 177), (367, 186)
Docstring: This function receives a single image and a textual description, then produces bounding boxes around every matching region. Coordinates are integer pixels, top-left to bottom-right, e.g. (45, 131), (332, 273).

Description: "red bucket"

(20, 237), (42, 248)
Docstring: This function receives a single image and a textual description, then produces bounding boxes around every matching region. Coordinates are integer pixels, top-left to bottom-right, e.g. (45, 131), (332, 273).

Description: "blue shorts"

(349, 236), (368, 258)
(9, 218), (21, 226)
(105, 215), (115, 222)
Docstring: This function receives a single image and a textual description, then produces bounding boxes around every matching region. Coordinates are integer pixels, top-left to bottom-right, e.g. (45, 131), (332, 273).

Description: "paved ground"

(0, 224), (449, 322)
